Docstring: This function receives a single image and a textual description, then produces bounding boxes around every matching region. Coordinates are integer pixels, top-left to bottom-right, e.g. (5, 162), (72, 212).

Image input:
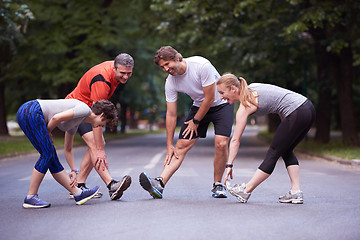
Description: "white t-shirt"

(165, 56), (226, 107)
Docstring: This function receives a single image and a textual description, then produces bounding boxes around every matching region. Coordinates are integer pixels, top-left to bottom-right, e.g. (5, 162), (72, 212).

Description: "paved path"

(0, 126), (359, 240)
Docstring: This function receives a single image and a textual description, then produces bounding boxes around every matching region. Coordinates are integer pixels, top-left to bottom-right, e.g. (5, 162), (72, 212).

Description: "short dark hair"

(153, 46), (183, 65)
(114, 53), (134, 68)
(91, 100), (118, 130)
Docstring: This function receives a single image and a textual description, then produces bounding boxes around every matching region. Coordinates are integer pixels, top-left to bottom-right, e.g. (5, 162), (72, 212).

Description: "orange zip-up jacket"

(66, 61), (124, 107)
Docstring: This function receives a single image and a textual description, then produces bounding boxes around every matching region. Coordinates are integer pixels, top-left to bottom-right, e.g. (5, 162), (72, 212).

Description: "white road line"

(144, 150), (166, 169)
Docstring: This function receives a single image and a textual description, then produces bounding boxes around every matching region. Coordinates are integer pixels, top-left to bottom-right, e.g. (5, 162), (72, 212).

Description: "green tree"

(0, 0), (33, 135)
(149, 0), (359, 145)
(3, 0), (164, 133)
(283, 0), (359, 145)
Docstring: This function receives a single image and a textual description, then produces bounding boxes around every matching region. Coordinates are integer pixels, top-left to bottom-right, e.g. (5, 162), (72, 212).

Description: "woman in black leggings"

(216, 73), (316, 204)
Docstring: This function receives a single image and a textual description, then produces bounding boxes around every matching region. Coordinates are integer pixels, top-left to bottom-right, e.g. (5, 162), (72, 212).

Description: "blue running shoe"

(139, 172), (163, 199)
(23, 194), (51, 209)
(74, 185), (100, 205)
(69, 185), (103, 199)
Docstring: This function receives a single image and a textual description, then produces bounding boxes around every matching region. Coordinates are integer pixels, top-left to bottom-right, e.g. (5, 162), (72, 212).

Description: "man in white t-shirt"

(139, 46), (234, 199)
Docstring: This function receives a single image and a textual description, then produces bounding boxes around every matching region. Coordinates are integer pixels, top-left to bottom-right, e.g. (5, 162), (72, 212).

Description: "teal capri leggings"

(17, 100), (64, 174)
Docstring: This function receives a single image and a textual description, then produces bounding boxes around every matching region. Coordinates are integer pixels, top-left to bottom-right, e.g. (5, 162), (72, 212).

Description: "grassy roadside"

(0, 129), (165, 157)
(1, 128), (359, 161)
(258, 131), (360, 160)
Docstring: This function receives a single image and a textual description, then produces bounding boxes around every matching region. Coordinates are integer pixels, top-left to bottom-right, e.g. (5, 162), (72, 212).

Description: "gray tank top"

(248, 83), (307, 117)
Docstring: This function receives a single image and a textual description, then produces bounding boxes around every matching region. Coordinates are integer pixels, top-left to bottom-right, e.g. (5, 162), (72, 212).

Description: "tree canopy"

(148, 0), (360, 144)
(1, 0), (359, 144)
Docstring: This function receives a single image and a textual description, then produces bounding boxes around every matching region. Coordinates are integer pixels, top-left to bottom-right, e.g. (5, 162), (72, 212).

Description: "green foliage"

(4, 0), (165, 116)
(0, 0), (33, 74)
(2, 0), (360, 136)
(148, 0), (360, 135)
(149, 0), (315, 91)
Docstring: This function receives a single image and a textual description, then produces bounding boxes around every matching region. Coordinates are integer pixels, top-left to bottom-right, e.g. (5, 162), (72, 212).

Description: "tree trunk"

(120, 103), (127, 133)
(58, 82), (76, 99)
(335, 46), (359, 145)
(0, 81), (9, 136)
(313, 34), (332, 143)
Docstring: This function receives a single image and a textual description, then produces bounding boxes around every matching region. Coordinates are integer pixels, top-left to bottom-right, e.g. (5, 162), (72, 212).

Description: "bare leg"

(160, 138), (197, 185)
(52, 170), (80, 195)
(64, 131), (93, 184)
(286, 165), (300, 191)
(245, 169), (270, 193)
(213, 135), (229, 183)
(79, 131), (112, 185)
(27, 168), (79, 195)
(27, 168), (46, 195)
(77, 148), (93, 183)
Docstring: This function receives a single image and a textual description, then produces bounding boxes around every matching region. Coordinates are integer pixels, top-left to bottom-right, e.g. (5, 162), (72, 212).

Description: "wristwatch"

(192, 118), (200, 124)
(225, 164), (233, 168)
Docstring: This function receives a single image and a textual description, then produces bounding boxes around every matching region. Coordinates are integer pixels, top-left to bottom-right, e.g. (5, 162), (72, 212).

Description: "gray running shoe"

(69, 185), (103, 199)
(109, 175), (132, 200)
(211, 182), (227, 198)
(226, 182), (251, 203)
(139, 172), (163, 199)
(279, 191), (303, 204)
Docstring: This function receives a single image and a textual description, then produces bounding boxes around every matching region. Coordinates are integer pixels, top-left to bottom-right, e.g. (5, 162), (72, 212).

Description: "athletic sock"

(244, 186), (250, 194)
(73, 188), (82, 197)
(26, 194), (35, 199)
(77, 183), (86, 188)
(291, 189), (301, 195)
(157, 178), (165, 188)
(107, 179), (117, 190)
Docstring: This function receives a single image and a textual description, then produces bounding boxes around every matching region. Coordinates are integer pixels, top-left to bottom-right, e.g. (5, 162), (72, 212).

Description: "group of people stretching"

(18, 46), (315, 208)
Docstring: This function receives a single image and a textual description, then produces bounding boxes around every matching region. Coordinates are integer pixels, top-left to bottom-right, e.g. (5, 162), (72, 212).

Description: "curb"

(296, 150), (360, 168)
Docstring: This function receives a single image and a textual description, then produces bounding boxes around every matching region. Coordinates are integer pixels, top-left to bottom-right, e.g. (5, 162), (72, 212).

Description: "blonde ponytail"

(217, 73), (258, 108)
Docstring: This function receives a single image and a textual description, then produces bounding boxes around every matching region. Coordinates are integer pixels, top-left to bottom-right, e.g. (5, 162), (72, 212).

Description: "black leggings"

(259, 100), (316, 174)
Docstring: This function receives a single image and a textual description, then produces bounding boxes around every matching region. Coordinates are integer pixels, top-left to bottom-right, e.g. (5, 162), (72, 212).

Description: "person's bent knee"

(64, 144), (73, 153)
(258, 166), (273, 175)
(285, 163), (299, 169)
(215, 138), (228, 151)
(175, 139), (196, 152)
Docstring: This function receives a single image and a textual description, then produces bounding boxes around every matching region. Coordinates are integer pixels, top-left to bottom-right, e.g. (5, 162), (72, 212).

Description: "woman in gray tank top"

(216, 73), (315, 204)
(17, 99), (117, 208)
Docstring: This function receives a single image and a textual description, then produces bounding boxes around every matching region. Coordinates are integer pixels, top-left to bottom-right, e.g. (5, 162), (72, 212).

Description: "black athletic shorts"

(77, 122), (93, 136)
(179, 103), (234, 139)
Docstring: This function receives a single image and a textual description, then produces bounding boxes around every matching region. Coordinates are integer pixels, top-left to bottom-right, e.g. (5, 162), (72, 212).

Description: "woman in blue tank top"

(216, 73), (316, 204)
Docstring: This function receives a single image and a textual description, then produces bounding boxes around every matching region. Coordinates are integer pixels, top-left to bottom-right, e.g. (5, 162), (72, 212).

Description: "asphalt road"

(0, 126), (359, 240)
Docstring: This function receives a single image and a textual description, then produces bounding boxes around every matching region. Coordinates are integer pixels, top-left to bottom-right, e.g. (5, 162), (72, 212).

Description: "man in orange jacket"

(65, 53), (134, 200)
